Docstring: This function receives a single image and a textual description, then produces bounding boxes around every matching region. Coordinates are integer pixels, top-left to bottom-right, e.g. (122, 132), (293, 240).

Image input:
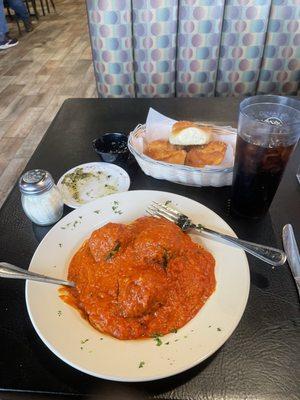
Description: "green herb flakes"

(138, 361), (145, 368)
(94, 210), (101, 214)
(152, 334), (163, 346)
(152, 332), (163, 338)
(106, 242), (121, 260)
(162, 248), (170, 269)
(165, 200), (172, 206)
(196, 223), (204, 230)
(217, 327), (222, 332)
(80, 339), (89, 344)
(112, 201), (123, 215)
(57, 310), (62, 317)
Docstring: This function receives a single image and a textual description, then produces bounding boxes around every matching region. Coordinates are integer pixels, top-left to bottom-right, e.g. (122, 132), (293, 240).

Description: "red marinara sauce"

(60, 216), (216, 340)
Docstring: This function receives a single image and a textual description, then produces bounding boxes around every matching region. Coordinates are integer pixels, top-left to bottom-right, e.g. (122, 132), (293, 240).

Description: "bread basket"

(128, 124), (236, 187)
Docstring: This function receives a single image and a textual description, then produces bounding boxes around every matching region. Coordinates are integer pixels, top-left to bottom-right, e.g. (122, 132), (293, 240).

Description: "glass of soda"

(231, 95), (300, 218)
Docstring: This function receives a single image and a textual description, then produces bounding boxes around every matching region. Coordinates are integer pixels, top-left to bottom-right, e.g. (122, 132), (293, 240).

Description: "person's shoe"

(24, 19), (34, 32)
(0, 36), (19, 50)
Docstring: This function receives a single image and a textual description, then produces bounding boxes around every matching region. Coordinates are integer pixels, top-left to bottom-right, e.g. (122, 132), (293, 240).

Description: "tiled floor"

(0, 0), (96, 207)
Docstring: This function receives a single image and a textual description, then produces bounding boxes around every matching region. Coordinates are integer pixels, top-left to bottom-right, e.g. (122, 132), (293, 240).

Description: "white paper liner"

(131, 108), (236, 169)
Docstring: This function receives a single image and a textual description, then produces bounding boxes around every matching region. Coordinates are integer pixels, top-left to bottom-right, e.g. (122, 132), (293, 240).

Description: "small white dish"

(57, 162), (130, 208)
(26, 190), (250, 382)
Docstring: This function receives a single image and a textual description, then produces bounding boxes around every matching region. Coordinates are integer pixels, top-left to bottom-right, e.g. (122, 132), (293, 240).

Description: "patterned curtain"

(86, 0), (300, 98)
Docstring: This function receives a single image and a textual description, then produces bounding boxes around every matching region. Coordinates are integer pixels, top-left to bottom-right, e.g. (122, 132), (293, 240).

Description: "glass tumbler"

(231, 95), (300, 219)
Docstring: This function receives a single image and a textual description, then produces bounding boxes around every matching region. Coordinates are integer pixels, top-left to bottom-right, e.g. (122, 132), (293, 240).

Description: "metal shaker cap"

(19, 170), (55, 195)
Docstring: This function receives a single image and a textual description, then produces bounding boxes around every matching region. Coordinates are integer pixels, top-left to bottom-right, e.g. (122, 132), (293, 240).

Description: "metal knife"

(282, 224), (300, 298)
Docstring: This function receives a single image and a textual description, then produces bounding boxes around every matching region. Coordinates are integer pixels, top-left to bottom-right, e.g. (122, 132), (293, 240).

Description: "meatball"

(89, 223), (133, 262)
(117, 267), (168, 318)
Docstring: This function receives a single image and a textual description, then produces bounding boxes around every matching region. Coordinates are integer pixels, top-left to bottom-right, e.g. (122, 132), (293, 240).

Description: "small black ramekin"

(93, 132), (129, 163)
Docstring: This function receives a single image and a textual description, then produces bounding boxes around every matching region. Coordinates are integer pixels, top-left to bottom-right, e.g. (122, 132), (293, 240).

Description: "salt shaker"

(19, 170), (64, 226)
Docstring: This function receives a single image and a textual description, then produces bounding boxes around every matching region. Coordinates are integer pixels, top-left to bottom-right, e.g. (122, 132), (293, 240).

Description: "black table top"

(0, 98), (299, 400)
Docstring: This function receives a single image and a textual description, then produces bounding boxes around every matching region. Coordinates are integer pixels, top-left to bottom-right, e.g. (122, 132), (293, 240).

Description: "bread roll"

(169, 121), (212, 146)
(185, 141), (227, 168)
(144, 140), (187, 165)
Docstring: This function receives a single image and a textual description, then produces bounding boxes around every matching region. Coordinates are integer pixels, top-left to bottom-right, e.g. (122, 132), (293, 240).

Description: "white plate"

(57, 162), (130, 208)
(26, 190), (250, 382)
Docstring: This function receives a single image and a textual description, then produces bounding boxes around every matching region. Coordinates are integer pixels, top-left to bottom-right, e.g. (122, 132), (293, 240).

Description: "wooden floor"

(0, 0), (96, 208)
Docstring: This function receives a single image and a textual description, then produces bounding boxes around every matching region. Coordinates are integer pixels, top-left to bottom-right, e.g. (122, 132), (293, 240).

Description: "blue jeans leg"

(8, 0), (29, 21)
(0, 0), (8, 42)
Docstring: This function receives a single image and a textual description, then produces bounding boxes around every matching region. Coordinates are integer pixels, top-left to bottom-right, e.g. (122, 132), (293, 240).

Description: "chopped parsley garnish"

(165, 342), (170, 345)
(104, 184), (116, 191)
(138, 361), (145, 368)
(152, 333), (163, 346)
(217, 327), (222, 332)
(57, 310), (62, 316)
(196, 223), (204, 230)
(112, 201), (122, 214)
(80, 339), (89, 344)
(165, 200), (172, 206)
(61, 220), (82, 230)
(58, 243), (62, 247)
(72, 220), (80, 229)
(106, 242), (121, 260)
(94, 210), (101, 214)
(162, 248), (170, 269)
(152, 332), (163, 338)
(61, 167), (95, 203)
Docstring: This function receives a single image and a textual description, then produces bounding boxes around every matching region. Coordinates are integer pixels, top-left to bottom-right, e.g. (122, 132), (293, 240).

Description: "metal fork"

(146, 201), (286, 267)
(0, 262), (75, 287)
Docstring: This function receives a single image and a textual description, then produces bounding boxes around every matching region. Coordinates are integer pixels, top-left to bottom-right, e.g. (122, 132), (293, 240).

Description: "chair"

(86, 0), (300, 98)
(37, 0), (56, 15)
(24, 0), (39, 20)
(45, 0), (56, 13)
